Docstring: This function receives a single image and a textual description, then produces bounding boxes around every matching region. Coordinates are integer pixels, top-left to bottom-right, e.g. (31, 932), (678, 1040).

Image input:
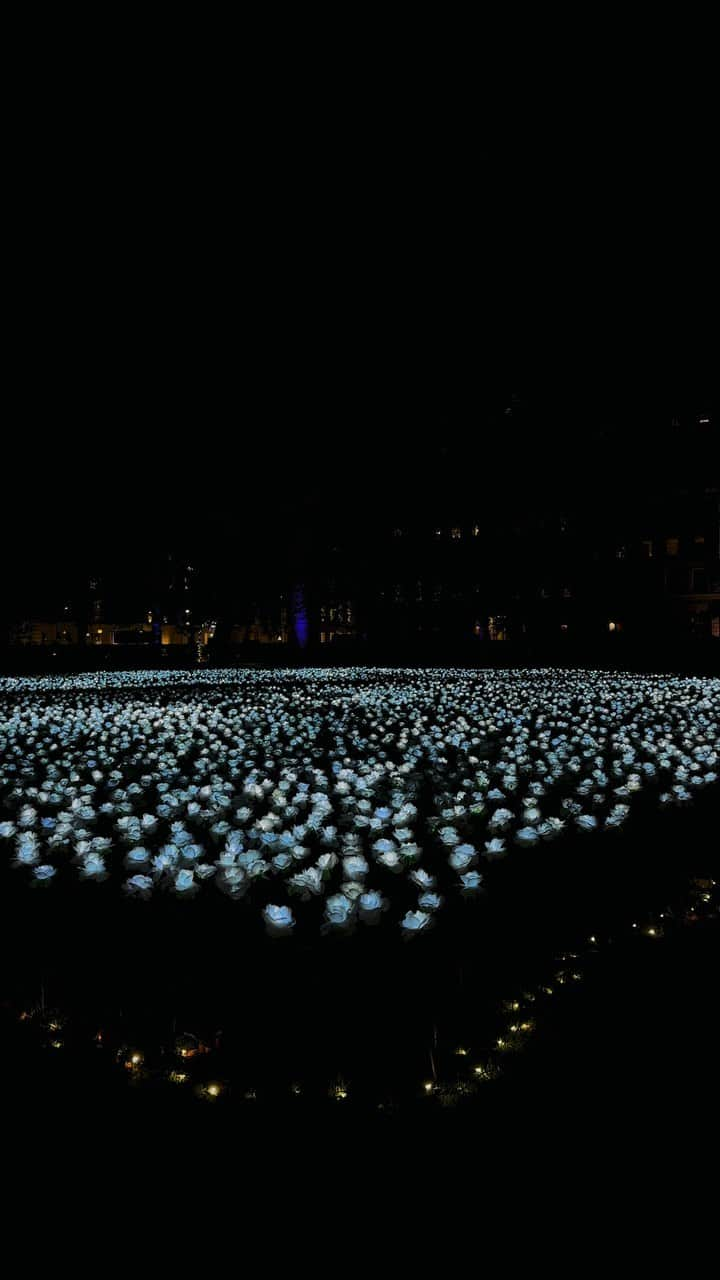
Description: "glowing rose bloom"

(399, 843), (421, 863)
(80, 855), (106, 880)
(392, 827), (414, 844)
(33, 865), (56, 880)
(343, 854), (369, 880)
(316, 852), (338, 877)
(15, 835), (40, 865)
(488, 808), (514, 831)
(359, 889), (386, 921)
(393, 803), (417, 825)
(125, 846), (150, 866)
(575, 814), (598, 832)
(289, 867), (324, 898)
(538, 817), (564, 839)
(171, 826), (193, 847)
(341, 881), (365, 901)
(181, 844), (203, 861)
(217, 848), (238, 867)
(439, 826), (460, 846)
(372, 838), (397, 855)
(271, 851), (293, 873)
(418, 892), (442, 912)
(195, 863), (216, 879)
(377, 849), (402, 872)
(410, 868), (436, 889)
(483, 838), (507, 859)
(514, 826), (539, 846)
(152, 851), (176, 873)
(247, 859), (269, 880)
(174, 869), (195, 893)
(263, 904), (295, 934)
(449, 845), (476, 871)
(401, 909), (432, 936)
(0, 822), (16, 839)
(324, 894), (354, 927)
(125, 874), (153, 897)
(459, 870), (484, 893)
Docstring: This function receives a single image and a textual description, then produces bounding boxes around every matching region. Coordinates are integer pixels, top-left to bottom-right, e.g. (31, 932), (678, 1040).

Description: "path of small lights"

(9, 874), (717, 1109)
(423, 872), (718, 1109)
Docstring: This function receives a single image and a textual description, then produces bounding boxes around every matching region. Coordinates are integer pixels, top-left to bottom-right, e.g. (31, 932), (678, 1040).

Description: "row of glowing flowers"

(1, 668), (718, 933)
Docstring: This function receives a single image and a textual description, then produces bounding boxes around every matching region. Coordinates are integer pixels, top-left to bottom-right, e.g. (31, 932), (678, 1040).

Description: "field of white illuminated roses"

(1, 668), (718, 934)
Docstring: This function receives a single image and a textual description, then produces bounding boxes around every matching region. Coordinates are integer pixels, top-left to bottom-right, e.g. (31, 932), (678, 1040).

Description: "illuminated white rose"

(459, 870), (483, 894)
(359, 890), (386, 921)
(324, 894), (354, 928)
(263, 904), (294, 934)
(449, 845), (476, 871)
(401, 910), (431, 936)
(483, 838), (506, 859)
(34, 864), (56, 880)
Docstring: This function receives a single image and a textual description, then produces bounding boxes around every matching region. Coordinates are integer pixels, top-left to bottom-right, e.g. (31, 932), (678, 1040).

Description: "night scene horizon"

(2, 187), (719, 1167)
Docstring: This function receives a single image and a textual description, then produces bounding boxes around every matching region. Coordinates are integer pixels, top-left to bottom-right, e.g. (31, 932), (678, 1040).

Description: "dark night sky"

(4, 47), (718, 617)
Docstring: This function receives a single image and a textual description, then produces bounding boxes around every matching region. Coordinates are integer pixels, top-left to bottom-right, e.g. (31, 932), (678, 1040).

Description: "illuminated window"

(712, 617), (720, 638)
(472, 525), (480, 537)
(666, 537), (680, 556)
(641, 540), (653, 558)
(694, 534), (705, 545)
(608, 620), (622, 632)
(450, 528), (461, 540)
(615, 545), (626, 560)
(434, 529), (442, 538)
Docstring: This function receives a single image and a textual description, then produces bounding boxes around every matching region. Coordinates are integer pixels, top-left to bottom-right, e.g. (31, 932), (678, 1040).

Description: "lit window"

(450, 528), (461, 540)
(471, 525), (480, 537)
(641, 540), (653, 558)
(694, 534), (705, 545)
(666, 537), (680, 556)
(712, 617), (720, 638)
